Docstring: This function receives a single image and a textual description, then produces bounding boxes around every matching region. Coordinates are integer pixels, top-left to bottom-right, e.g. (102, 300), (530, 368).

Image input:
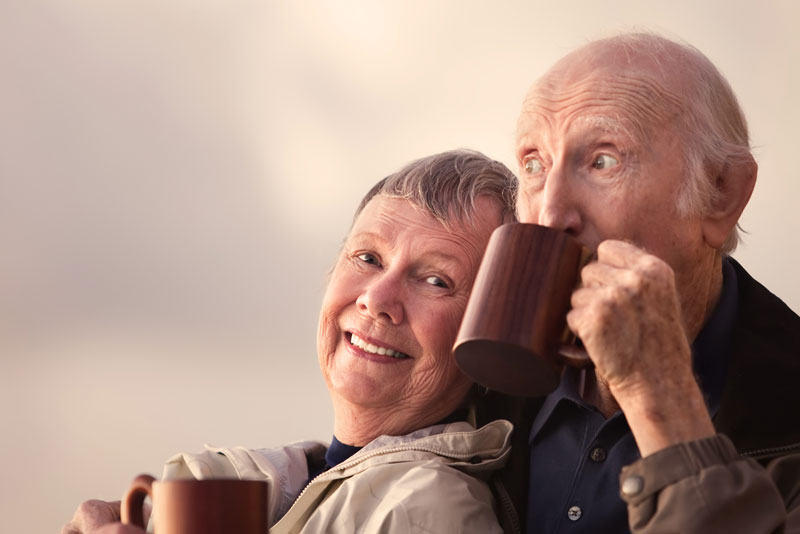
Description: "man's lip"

(345, 331), (412, 359)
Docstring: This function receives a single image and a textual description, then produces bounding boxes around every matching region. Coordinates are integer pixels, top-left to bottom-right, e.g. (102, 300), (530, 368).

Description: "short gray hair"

(602, 32), (754, 254)
(353, 149), (518, 228)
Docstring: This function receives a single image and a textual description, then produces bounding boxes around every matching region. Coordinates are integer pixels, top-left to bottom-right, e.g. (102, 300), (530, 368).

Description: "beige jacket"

(163, 419), (513, 533)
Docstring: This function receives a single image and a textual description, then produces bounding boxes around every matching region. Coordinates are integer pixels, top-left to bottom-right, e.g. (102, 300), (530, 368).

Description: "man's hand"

(61, 500), (147, 534)
(567, 239), (715, 456)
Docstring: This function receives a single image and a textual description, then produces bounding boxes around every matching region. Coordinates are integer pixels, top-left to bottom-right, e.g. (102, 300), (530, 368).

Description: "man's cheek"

(516, 193), (538, 223)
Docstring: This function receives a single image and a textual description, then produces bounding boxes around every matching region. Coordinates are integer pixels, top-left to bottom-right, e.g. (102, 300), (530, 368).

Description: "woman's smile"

(347, 331), (411, 360)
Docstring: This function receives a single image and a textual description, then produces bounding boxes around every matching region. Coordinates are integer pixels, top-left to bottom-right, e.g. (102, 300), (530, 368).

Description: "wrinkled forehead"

(518, 42), (689, 142)
(523, 76), (683, 139)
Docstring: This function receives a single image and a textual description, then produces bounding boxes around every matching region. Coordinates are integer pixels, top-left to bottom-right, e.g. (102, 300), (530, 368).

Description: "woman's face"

(318, 195), (502, 435)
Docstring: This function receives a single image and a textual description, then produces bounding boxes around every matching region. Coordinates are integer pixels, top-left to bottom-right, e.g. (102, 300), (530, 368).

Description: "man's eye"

(523, 156), (544, 174)
(424, 275), (449, 289)
(356, 253), (381, 266)
(592, 154), (619, 170)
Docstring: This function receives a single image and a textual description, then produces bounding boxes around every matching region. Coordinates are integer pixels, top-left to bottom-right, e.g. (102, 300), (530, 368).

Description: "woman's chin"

(327, 366), (398, 406)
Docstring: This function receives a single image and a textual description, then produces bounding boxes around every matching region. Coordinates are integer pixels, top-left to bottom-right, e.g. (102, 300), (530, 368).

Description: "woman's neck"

(330, 395), (461, 446)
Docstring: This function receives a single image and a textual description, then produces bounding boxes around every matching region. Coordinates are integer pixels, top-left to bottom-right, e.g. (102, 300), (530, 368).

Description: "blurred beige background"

(1, 1), (797, 532)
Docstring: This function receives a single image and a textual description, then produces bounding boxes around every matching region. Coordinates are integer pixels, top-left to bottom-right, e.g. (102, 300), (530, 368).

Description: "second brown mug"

(454, 223), (591, 397)
(121, 474), (268, 534)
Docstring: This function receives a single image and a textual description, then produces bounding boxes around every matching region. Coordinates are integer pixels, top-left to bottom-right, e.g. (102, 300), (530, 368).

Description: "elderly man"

(485, 33), (800, 533)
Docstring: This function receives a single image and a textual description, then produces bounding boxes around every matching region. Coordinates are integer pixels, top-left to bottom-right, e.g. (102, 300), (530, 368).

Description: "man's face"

(514, 56), (711, 291)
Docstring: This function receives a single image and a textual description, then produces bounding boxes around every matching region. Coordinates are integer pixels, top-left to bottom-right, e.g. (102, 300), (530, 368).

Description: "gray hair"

(353, 149), (518, 228)
(600, 32), (754, 254)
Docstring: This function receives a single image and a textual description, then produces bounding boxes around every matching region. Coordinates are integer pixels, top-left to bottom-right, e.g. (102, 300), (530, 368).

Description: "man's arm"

(567, 239), (798, 533)
(620, 436), (800, 534)
(567, 239), (715, 456)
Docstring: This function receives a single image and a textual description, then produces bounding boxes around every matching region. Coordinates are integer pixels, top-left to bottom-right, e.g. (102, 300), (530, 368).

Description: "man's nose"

(536, 167), (583, 236)
(356, 273), (404, 325)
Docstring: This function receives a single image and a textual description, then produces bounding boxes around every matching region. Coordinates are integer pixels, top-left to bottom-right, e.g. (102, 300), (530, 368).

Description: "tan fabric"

(620, 434), (800, 533)
(164, 419), (512, 534)
(163, 439), (326, 526)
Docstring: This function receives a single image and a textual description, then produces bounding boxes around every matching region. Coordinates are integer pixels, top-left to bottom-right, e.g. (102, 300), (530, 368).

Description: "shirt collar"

(529, 366), (586, 443)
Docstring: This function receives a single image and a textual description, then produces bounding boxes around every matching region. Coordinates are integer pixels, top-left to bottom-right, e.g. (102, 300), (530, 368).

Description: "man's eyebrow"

(515, 130), (541, 158)
(575, 115), (631, 136)
(573, 116), (644, 150)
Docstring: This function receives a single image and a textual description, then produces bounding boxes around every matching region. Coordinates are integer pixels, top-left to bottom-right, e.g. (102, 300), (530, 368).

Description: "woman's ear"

(701, 156), (757, 249)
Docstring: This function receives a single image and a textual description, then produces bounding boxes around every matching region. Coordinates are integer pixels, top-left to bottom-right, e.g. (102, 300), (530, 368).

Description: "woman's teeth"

(350, 333), (409, 359)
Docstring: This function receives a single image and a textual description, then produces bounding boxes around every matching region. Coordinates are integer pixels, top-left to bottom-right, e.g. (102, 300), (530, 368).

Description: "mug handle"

(121, 474), (156, 528)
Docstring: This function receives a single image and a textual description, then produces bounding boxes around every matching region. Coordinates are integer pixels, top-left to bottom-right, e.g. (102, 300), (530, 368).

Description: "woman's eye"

(523, 156), (544, 174)
(356, 252), (381, 266)
(592, 154), (619, 170)
(424, 275), (449, 289)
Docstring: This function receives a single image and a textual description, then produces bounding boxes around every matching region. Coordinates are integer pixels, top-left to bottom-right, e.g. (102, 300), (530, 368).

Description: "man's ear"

(701, 156), (757, 249)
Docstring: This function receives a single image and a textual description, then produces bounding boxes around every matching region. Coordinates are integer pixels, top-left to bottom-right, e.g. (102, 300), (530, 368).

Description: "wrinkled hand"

(567, 240), (714, 455)
(568, 240), (692, 393)
(62, 500), (147, 534)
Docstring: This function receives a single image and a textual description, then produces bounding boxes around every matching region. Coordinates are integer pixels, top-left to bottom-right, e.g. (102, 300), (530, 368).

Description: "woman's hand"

(61, 499), (148, 534)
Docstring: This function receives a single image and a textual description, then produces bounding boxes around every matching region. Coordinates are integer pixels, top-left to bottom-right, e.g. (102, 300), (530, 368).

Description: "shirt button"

(622, 475), (645, 496)
(590, 447), (607, 462)
(567, 505), (582, 521)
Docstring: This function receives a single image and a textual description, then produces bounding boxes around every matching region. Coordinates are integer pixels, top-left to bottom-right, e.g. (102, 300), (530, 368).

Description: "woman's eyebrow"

(418, 250), (470, 278)
(347, 230), (390, 246)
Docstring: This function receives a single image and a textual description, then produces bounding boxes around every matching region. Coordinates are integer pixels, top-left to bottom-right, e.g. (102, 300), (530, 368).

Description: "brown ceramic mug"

(453, 223), (592, 397)
(121, 474), (268, 534)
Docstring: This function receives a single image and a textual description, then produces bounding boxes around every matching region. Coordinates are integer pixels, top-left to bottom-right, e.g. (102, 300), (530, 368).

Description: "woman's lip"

(345, 331), (412, 359)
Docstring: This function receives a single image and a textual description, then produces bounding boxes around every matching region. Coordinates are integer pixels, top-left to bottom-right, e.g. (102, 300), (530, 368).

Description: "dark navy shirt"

(527, 259), (738, 533)
(306, 436), (362, 483)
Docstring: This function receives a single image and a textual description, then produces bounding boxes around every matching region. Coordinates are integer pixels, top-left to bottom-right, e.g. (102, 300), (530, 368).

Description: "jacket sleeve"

(619, 434), (800, 534)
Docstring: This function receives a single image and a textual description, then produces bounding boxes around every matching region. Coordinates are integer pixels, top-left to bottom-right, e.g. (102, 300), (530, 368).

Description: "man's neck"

(580, 368), (619, 418)
(681, 253), (725, 342)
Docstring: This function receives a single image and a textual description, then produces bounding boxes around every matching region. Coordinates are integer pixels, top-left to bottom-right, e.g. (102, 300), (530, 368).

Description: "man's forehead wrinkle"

(524, 72), (684, 140)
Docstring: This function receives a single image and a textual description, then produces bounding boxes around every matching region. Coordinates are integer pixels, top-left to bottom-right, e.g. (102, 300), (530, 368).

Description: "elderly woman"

(63, 149), (518, 534)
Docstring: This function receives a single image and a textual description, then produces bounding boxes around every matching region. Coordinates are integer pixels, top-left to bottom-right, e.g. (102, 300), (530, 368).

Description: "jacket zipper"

(741, 440), (800, 461)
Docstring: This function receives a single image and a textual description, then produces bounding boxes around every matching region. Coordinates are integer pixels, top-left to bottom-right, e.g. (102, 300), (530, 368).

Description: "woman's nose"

(356, 274), (404, 325)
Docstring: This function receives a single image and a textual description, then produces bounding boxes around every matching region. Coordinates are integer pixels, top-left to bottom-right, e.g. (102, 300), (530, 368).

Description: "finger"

(85, 500), (121, 531)
(566, 291), (593, 335)
(70, 500), (122, 532)
(95, 523), (147, 534)
(596, 239), (650, 268)
(579, 260), (627, 289)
